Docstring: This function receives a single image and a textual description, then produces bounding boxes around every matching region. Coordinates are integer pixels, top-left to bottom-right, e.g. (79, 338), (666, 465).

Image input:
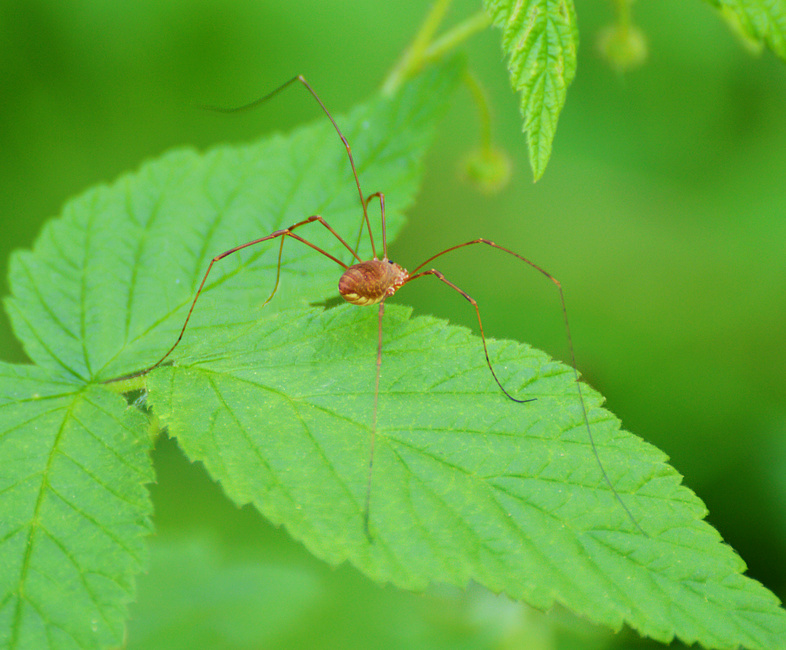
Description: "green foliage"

(706, 0), (786, 58)
(0, 365), (153, 648)
(481, 0), (786, 178)
(3, 65), (454, 383)
(2, 54), (786, 649)
(0, 60), (460, 649)
(482, 0), (579, 181)
(148, 303), (786, 646)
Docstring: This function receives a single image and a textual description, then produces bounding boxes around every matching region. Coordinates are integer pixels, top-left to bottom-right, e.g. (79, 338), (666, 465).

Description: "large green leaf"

(482, 0), (579, 181)
(146, 303), (786, 647)
(3, 58), (786, 648)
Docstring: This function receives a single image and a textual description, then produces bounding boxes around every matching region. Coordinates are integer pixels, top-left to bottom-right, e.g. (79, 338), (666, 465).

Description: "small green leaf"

(482, 0), (579, 180)
(0, 364), (153, 649)
(705, 0), (786, 60)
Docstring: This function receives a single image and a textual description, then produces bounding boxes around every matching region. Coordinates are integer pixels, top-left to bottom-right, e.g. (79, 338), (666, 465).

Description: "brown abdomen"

(338, 260), (407, 306)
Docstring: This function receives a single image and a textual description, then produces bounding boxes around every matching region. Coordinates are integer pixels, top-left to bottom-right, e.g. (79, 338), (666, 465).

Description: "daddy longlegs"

(114, 75), (645, 539)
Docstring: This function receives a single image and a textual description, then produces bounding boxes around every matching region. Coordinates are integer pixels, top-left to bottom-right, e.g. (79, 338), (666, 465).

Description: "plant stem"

(382, 2), (491, 95)
(383, 0), (454, 95)
(613, 0), (633, 31)
(103, 374), (146, 394)
(462, 68), (493, 152)
(421, 11), (492, 68)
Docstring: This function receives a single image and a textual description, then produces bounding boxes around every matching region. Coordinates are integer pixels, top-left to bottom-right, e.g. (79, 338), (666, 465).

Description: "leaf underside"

(3, 59), (786, 649)
(483, 0), (579, 181)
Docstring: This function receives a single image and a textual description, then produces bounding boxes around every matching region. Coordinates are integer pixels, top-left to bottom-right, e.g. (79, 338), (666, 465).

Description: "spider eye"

(387, 259), (395, 265)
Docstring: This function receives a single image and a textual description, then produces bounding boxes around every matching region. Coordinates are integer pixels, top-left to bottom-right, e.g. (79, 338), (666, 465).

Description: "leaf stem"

(382, 2), (491, 94)
(612, 0), (633, 31)
(420, 12), (492, 68)
(383, 0), (453, 95)
(462, 68), (493, 153)
(103, 374), (146, 394)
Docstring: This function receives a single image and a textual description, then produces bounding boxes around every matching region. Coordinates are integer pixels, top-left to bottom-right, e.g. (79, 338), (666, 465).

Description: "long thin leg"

(199, 75), (377, 259)
(362, 299), (386, 539)
(106, 214), (358, 383)
(406, 239), (647, 536)
(407, 268), (535, 404)
(373, 193), (388, 260)
(367, 192), (386, 257)
(351, 191), (386, 262)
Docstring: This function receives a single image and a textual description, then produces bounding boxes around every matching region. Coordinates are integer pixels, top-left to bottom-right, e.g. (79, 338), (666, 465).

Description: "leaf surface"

(0, 364), (153, 649)
(0, 61), (462, 648)
(482, 0), (579, 180)
(4, 63), (458, 384)
(147, 303), (786, 648)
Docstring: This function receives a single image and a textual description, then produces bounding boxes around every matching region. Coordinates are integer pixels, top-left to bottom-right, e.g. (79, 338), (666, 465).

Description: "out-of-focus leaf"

(705, 0), (786, 60)
(127, 537), (321, 650)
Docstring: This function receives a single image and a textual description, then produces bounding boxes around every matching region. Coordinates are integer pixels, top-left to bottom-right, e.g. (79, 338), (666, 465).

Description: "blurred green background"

(2, 1), (785, 648)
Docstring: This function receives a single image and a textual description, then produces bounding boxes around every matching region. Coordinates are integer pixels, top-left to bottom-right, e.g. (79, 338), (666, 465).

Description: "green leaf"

(4, 63), (459, 385)
(704, 0), (786, 60)
(0, 363), (153, 649)
(482, 0), (579, 181)
(4, 58), (786, 648)
(146, 304), (786, 648)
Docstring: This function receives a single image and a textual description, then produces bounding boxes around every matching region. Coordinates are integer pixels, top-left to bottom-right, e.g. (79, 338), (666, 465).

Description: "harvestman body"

(114, 75), (645, 538)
